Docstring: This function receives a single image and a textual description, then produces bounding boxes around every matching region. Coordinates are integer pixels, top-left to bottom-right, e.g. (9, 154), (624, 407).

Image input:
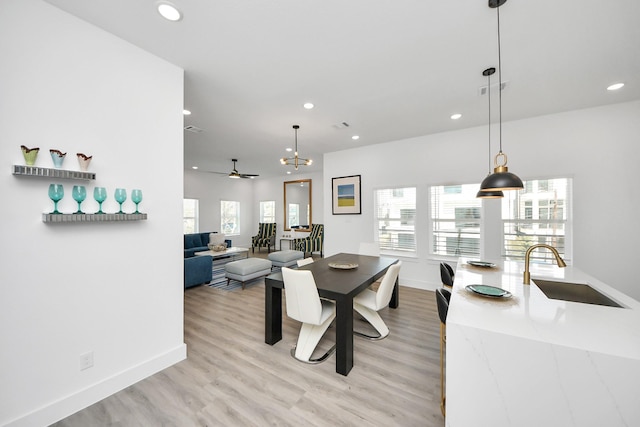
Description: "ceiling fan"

(222, 158), (259, 179)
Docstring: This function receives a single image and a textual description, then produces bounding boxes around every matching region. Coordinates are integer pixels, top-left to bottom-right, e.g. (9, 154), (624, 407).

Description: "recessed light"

(183, 109), (191, 115)
(303, 103), (314, 109)
(286, 148), (292, 152)
(352, 135), (360, 140)
(450, 113), (462, 120)
(157, 2), (182, 21)
(191, 166), (198, 170)
(287, 171), (291, 175)
(607, 83), (624, 91)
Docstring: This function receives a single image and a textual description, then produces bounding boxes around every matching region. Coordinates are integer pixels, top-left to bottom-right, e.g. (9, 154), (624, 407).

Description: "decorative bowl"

(208, 243), (227, 252)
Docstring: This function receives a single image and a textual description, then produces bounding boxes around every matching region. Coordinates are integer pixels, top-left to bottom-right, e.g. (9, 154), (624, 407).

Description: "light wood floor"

(54, 253), (444, 427)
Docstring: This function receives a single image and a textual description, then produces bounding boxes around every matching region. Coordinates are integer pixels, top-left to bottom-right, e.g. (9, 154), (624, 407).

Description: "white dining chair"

(281, 267), (336, 363)
(353, 261), (402, 340)
(296, 257), (314, 267)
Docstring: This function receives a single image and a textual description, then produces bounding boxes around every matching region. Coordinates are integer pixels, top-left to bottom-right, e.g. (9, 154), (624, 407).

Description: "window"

(260, 200), (276, 223)
(502, 178), (572, 262)
(375, 187), (416, 254)
(221, 200), (240, 235)
(430, 184), (482, 257)
(183, 199), (198, 233)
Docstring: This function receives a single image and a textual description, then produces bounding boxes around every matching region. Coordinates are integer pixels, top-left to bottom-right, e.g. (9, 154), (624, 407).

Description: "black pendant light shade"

(476, 189), (504, 198)
(479, 0), (523, 193)
(480, 166), (523, 191)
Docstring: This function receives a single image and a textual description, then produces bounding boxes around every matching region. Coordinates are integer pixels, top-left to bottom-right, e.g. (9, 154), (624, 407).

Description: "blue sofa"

(184, 255), (213, 289)
(184, 232), (231, 258)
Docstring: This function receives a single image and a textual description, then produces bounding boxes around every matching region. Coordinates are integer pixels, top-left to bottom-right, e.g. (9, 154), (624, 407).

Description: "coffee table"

(194, 247), (249, 261)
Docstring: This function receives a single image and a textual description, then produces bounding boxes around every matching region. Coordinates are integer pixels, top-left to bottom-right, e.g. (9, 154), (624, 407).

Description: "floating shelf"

(43, 213), (147, 223)
(12, 165), (96, 180)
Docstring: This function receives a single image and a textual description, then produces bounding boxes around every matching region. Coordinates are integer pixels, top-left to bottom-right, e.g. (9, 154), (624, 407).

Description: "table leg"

(265, 281), (282, 345)
(335, 297), (353, 376)
(389, 277), (399, 309)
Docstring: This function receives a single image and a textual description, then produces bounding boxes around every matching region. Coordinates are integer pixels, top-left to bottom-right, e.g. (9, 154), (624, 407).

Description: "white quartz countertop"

(448, 259), (640, 360)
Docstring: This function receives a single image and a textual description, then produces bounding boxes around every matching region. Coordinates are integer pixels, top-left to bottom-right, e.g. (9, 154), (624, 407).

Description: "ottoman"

(225, 258), (272, 289)
(267, 250), (304, 270)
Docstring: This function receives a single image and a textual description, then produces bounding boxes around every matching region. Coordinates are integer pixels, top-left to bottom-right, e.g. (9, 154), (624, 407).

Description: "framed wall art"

(332, 174), (361, 215)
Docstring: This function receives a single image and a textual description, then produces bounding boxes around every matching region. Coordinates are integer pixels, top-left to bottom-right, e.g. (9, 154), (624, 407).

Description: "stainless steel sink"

(532, 279), (624, 308)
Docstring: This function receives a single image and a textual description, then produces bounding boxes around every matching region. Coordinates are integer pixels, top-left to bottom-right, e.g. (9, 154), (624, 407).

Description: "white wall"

(184, 170), (324, 249)
(184, 169), (255, 247)
(324, 101), (640, 301)
(0, 1), (185, 425)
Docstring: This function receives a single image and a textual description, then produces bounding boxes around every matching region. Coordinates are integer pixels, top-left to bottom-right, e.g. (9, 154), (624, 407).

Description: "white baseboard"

(5, 344), (187, 427)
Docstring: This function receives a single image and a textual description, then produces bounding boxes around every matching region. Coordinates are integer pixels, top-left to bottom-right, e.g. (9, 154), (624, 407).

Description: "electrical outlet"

(79, 351), (94, 371)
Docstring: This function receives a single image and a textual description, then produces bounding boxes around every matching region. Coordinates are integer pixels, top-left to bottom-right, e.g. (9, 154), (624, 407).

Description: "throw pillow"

(209, 233), (226, 245)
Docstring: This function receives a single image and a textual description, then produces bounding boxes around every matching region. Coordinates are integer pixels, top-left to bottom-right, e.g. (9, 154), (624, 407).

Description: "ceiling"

(45, 0), (640, 179)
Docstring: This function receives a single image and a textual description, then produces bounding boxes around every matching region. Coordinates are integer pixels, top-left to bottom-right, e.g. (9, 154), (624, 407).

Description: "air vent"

(333, 121), (350, 129)
(479, 81), (508, 96)
(184, 125), (203, 133)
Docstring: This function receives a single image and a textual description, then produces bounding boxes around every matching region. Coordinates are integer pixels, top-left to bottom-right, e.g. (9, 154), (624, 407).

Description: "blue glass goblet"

(93, 187), (107, 214)
(131, 189), (143, 214)
(72, 185), (87, 214)
(114, 188), (127, 214)
(48, 184), (64, 214)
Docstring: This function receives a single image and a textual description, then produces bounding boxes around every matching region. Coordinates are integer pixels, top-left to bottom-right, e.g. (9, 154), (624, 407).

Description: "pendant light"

(477, 67), (504, 199)
(479, 0), (523, 192)
(280, 125), (312, 170)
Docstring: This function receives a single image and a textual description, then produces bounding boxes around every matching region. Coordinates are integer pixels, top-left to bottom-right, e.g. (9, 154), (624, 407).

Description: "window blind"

(375, 187), (416, 254)
(430, 184), (482, 257)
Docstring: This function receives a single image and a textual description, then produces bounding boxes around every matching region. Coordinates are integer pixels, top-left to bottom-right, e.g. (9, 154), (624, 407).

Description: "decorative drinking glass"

(131, 189), (143, 214)
(72, 185), (87, 214)
(114, 188), (127, 214)
(48, 184), (64, 214)
(93, 187), (107, 214)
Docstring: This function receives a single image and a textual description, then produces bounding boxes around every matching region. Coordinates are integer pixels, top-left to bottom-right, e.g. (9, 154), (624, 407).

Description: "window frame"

(259, 200), (276, 223)
(428, 183), (483, 260)
(501, 177), (573, 263)
(183, 198), (199, 234)
(374, 186), (417, 257)
(220, 200), (241, 236)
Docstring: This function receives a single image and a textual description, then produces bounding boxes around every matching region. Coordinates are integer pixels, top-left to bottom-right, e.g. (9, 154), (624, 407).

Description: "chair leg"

(292, 316), (335, 363)
(353, 304), (389, 340)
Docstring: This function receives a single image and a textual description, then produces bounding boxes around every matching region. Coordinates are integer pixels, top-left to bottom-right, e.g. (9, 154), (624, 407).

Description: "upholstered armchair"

(294, 224), (324, 257)
(252, 222), (276, 253)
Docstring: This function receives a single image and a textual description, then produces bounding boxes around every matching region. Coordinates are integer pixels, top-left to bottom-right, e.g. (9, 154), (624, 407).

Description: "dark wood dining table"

(264, 252), (399, 376)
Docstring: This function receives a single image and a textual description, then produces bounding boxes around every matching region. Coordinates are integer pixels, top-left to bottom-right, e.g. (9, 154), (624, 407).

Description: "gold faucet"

(523, 244), (567, 284)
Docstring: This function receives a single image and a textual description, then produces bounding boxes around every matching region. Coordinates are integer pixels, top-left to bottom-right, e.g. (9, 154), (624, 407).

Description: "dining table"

(264, 252), (399, 376)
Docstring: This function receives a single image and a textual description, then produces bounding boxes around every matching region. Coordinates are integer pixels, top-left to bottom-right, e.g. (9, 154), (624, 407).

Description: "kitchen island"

(446, 258), (640, 426)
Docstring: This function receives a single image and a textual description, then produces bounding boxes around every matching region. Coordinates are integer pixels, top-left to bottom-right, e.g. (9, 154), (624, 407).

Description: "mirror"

(284, 179), (312, 231)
